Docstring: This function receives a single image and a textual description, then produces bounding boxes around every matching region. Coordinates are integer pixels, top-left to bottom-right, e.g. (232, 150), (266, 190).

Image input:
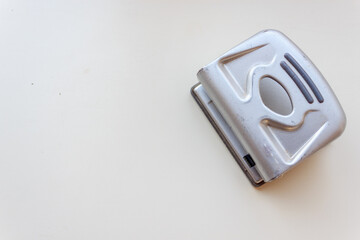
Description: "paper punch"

(191, 30), (346, 186)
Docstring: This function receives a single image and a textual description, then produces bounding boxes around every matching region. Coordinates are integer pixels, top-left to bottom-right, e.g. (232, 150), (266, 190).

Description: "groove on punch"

(280, 61), (314, 103)
(284, 53), (324, 103)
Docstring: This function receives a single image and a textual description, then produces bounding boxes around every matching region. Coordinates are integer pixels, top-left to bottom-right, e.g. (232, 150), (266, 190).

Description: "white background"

(0, 0), (359, 239)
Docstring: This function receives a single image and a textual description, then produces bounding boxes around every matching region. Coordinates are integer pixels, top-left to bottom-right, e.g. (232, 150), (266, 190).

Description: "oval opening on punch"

(259, 76), (293, 116)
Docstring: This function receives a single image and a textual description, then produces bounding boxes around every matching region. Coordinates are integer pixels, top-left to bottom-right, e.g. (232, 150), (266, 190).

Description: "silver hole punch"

(191, 30), (346, 186)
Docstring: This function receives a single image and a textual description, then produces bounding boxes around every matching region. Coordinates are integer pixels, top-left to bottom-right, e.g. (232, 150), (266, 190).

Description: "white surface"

(0, 0), (359, 239)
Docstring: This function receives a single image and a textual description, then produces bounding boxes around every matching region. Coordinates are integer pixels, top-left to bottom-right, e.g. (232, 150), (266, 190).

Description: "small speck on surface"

(31, 83), (34, 85)
(59, 93), (61, 96)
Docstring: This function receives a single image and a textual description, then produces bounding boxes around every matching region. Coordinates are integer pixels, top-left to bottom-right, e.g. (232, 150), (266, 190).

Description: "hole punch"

(191, 30), (346, 186)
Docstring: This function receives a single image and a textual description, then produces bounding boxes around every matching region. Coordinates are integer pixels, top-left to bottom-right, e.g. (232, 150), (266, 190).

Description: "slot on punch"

(191, 30), (346, 186)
